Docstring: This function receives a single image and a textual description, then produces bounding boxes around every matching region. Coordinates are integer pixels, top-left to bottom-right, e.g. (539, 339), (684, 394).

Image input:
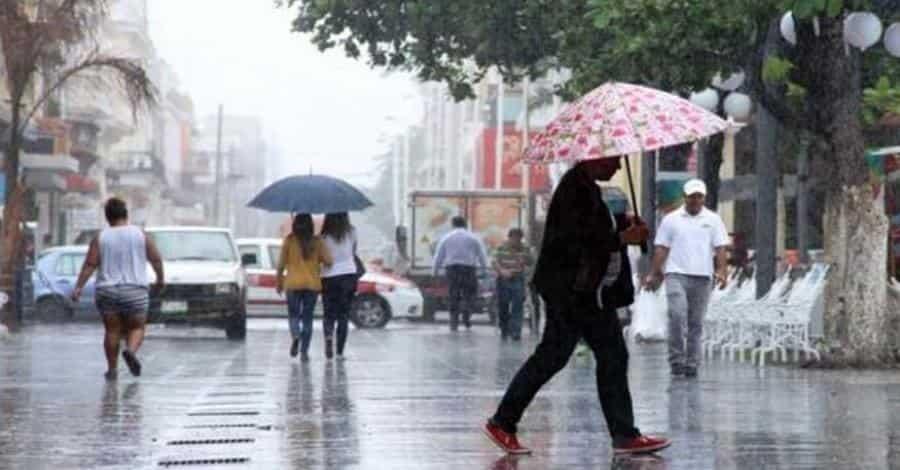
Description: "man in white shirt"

(433, 216), (488, 331)
(644, 179), (729, 378)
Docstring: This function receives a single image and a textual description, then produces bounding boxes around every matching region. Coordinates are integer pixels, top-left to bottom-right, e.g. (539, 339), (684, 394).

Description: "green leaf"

(876, 76), (891, 92)
(793, 0), (817, 19)
(762, 56), (795, 83)
(593, 12), (613, 29)
(786, 82), (808, 99)
(825, 0), (843, 17)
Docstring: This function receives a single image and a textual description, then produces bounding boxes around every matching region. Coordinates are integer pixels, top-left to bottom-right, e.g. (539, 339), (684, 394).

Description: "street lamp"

(723, 92), (753, 122)
(781, 12), (797, 46)
(781, 9), (900, 57)
(689, 88), (719, 112)
(844, 12), (883, 51)
(882, 23), (900, 57)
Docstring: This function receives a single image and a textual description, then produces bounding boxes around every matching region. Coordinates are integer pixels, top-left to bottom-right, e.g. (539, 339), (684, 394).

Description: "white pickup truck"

(145, 226), (248, 340)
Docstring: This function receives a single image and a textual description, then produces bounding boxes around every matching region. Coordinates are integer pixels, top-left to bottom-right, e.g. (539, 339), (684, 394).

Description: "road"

(1, 319), (899, 469)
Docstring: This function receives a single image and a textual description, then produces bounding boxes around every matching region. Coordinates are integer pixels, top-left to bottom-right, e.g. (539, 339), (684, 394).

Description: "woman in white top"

(72, 198), (164, 380)
(320, 212), (360, 359)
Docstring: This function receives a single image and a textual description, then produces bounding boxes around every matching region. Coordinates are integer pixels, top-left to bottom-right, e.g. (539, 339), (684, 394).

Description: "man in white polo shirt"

(644, 179), (729, 378)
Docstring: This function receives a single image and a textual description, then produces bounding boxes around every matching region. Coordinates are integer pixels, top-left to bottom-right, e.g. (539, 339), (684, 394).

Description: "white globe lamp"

(884, 23), (900, 58)
(844, 12), (883, 51)
(723, 93), (753, 121)
(712, 71), (746, 92)
(780, 12), (797, 45)
(689, 88), (719, 112)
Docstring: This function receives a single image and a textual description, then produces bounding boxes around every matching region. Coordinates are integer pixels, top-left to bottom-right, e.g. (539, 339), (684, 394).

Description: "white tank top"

(321, 228), (357, 278)
(96, 225), (149, 287)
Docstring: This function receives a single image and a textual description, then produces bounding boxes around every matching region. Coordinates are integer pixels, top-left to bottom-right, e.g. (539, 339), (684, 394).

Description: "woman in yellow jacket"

(276, 214), (332, 361)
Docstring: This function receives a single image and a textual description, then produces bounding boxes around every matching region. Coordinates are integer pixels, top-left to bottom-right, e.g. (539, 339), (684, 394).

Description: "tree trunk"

(795, 16), (893, 365)
(1, 111), (23, 330)
(754, 105), (778, 298)
(796, 141), (810, 263)
(701, 134), (724, 211)
(822, 187), (890, 363)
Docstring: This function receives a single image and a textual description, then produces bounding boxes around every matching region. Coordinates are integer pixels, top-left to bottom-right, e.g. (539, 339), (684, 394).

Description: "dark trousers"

(446, 265), (477, 329)
(497, 276), (525, 338)
(322, 274), (358, 355)
(528, 283), (542, 334)
(287, 290), (318, 353)
(492, 292), (640, 441)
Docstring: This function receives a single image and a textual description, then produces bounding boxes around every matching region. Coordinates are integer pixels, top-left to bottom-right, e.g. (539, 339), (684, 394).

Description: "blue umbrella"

(247, 174), (373, 214)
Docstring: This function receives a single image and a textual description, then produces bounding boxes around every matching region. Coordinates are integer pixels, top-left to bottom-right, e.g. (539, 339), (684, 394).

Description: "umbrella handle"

(623, 156), (649, 254)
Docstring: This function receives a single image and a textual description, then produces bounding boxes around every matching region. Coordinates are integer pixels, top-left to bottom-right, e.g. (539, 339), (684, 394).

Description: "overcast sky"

(147, 0), (421, 186)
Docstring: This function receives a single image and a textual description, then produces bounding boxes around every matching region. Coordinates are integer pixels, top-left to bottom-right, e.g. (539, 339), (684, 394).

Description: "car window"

(238, 245), (262, 269)
(268, 245), (281, 270)
(147, 231), (237, 262)
(55, 254), (85, 276)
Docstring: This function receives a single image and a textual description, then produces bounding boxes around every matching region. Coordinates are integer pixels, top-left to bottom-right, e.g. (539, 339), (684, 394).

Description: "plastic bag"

(628, 287), (667, 342)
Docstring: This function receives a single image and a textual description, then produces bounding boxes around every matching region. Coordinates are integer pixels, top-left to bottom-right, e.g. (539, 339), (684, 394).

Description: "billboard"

(478, 127), (551, 191)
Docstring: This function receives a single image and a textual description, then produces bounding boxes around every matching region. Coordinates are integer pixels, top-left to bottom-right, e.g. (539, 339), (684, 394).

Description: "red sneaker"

(482, 421), (532, 455)
(613, 435), (672, 455)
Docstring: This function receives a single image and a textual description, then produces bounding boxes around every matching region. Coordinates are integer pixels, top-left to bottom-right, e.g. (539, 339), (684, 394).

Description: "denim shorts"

(96, 285), (150, 316)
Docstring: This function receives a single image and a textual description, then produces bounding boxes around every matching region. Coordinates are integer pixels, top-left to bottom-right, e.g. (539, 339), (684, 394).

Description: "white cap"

(683, 179), (707, 196)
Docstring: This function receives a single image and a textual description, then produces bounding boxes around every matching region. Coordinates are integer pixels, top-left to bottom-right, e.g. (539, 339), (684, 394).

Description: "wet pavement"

(2, 319), (900, 470)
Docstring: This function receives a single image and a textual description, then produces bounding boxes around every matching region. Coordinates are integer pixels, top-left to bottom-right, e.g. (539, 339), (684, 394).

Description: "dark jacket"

(531, 166), (635, 311)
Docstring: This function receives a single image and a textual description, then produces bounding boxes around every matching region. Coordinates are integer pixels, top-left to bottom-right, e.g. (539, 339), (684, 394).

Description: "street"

(1, 319), (898, 469)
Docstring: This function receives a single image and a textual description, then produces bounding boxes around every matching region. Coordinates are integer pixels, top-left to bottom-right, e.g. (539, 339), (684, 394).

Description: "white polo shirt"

(654, 206), (729, 277)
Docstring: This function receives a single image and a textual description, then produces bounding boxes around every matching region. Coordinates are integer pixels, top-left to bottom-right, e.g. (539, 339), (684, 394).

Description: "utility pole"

(213, 104), (223, 226)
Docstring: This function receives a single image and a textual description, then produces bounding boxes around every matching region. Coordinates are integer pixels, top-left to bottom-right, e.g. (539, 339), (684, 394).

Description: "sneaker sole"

(481, 427), (532, 455)
(122, 350), (141, 377)
(613, 440), (672, 455)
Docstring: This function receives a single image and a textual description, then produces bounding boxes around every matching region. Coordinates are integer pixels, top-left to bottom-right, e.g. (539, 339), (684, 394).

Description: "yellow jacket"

(277, 235), (333, 292)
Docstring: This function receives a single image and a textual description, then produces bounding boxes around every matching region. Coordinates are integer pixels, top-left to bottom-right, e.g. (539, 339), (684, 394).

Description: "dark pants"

(492, 292), (640, 441)
(446, 265), (477, 330)
(528, 283), (542, 334)
(497, 275), (525, 338)
(322, 274), (358, 355)
(287, 290), (318, 353)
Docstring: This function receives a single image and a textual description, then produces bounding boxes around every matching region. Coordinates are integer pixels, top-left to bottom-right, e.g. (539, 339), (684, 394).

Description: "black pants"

(446, 265), (477, 329)
(491, 292), (640, 441)
(322, 274), (358, 355)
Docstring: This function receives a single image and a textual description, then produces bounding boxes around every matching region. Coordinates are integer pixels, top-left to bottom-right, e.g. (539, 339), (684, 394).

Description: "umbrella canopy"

(524, 82), (729, 164)
(247, 174), (373, 214)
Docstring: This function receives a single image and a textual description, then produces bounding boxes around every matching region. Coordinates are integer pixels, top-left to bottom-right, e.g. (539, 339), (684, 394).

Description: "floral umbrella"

(524, 82), (730, 221)
(524, 82), (729, 164)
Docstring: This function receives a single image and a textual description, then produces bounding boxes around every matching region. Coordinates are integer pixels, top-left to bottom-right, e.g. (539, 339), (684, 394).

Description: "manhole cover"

(207, 392), (264, 397)
(187, 411), (259, 416)
(184, 423), (258, 429)
(167, 438), (255, 446)
(158, 457), (249, 467)
(194, 402), (262, 407)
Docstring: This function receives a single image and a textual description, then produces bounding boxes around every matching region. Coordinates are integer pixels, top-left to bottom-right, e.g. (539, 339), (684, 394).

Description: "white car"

(145, 227), (248, 340)
(236, 238), (423, 328)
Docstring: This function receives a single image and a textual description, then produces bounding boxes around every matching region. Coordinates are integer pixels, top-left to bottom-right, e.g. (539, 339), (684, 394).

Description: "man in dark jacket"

(482, 157), (671, 456)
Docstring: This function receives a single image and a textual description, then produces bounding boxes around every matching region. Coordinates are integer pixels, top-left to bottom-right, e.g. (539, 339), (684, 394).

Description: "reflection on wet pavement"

(1, 320), (899, 469)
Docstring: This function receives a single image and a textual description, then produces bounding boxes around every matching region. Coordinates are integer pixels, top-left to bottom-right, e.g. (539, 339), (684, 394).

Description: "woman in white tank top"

(73, 198), (164, 380)
(320, 212), (360, 359)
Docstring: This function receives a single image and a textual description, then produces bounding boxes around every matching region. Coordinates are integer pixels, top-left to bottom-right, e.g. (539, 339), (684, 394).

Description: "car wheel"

(225, 311), (247, 340)
(350, 293), (391, 329)
(35, 296), (73, 323)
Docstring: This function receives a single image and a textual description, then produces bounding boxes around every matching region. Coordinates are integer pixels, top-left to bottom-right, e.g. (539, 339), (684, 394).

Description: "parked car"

(31, 245), (96, 321)
(145, 227), (248, 340)
(236, 238), (423, 328)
